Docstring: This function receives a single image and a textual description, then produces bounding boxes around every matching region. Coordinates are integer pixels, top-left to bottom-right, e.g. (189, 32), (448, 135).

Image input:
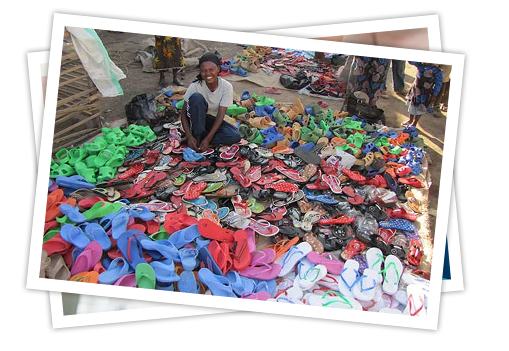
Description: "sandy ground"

(94, 30), (447, 267)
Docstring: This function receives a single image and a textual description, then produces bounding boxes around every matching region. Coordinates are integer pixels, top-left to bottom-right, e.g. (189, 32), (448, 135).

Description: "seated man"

(181, 52), (241, 152)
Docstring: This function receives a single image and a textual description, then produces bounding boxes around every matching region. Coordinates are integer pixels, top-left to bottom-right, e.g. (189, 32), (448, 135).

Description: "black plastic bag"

(279, 70), (310, 90)
(346, 93), (386, 124)
(125, 93), (157, 125)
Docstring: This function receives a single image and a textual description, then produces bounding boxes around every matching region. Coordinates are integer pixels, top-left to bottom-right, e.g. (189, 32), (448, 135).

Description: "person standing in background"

(153, 36), (185, 87)
(433, 64), (452, 117)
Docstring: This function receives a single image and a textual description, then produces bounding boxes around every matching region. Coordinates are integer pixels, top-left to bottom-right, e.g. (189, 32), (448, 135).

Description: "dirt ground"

(95, 30), (447, 251)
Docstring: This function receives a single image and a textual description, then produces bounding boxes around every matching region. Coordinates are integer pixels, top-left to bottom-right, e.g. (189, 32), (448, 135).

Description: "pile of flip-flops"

(40, 91), (431, 317)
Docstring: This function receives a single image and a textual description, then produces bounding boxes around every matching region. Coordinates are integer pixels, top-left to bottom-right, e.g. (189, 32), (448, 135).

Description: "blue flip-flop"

(98, 257), (130, 284)
(128, 206), (155, 221)
(253, 279), (277, 296)
(225, 271), (255, 296)
(83, 223), (112, 251)
(59, 204), (86, 224)
(111, 208), (130, 240)
(305, 194), (339, 205)
(379, 218), (417, 232)
(179, 248), (199, 271)
(60, 224), (90, 250)
(241, 90), (251, 100)
(140, 239), (180, 262)
(149, 260), (180, 284)
(55, 175), (95, 190)
(168, 224), (202, 249)
(198, 245), (223, 276)
(177, 270), (200, 294)
(117, 230), (148, 269)
(198, 268), (237, 297)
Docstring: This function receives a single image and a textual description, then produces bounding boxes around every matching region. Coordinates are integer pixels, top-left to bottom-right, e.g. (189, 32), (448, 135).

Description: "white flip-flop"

(365, 247), (384, 284)
(403, 284), (427, 317)
(299, 264), (328, 291)
(275, 242), (312, 277)
(351, 268), (379, 301)
(337, 259), (360, 297)
(382, 254), (403, 295)
(307, 291), (363, 310)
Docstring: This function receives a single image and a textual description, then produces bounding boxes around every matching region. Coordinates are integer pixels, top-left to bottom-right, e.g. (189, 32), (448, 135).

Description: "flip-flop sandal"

(256, 173), (285, 185)
(46, 254), (71, 280)
(183, 181), (207, 200)
(272, 189), (304, 207)
(258, 206), (287, 221)
(381, 255), (403, 295)
(271, 145), (293, 154)
(348, 194), (364, 205)
(399, 177), (425, 188)
(303, 232), (324, 254)
(247, 218), (279, 236)
(275, 166), (306, 182)
(246, 165), (262, 182)
(231, 195), (252, 218)
(265, 181), (299, 193)
(220, 144), (240, 160)
(230, 166), (252, 187)
(321, 174), (342, 194)
(304, 193), (339, 205)
(300, 211), (321, 231)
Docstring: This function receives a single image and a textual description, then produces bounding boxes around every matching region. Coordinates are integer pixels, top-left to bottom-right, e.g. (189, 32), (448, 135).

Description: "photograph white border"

(28, 13), (463, 330)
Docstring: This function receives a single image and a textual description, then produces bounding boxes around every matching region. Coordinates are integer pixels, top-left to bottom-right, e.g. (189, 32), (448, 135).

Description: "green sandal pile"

(50, 124), (156, 184)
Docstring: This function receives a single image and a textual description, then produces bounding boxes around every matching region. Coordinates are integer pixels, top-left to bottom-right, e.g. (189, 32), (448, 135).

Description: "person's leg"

(392, 60), (406, 93)
(172, 68), (183, 86)
(205, 115), (241, 145)
(159, 70), (168, 87)
(411, 114), (422, 127)
(186, 93), (209, 144)
(402, 114), (414, 127)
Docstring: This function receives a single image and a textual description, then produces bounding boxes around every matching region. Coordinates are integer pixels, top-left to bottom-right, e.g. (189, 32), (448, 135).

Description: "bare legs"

(402, 114), (421, 127)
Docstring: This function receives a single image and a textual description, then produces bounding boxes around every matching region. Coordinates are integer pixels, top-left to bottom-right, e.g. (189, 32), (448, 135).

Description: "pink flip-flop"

(220, 144), (239, 160)
(113, 273), (137, 287)
(321, 174), (342, 194)
(70, 241), (103, 276)
(307, 252), (344, 275)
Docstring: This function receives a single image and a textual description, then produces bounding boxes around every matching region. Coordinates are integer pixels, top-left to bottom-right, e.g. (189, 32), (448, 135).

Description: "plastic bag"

(125, 94), (157, 125)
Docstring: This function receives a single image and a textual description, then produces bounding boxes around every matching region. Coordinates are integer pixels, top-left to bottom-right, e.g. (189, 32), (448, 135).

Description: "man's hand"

(187, 136), (199, 151)
(198, 137), (211, 153)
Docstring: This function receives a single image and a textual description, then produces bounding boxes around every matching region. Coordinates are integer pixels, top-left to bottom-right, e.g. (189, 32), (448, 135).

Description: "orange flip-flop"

(70, 271), (99, 283)
(270, 237), (299, 261)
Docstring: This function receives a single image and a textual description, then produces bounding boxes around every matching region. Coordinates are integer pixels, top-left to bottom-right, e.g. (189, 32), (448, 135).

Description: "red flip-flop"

(183, 181), (207, 200)
(386, 208), (418, 221)
(197, 218), (234, 242)
(341, 169), (366, 182)
(396, 165), (412, 177)
(321, 174), (342, 194)
(348, 194), (364, 205)
(318, 215), (356, 225)
(342, 186), (356, 198)
(232, 230), (251, 271)
(246, 165), (262, 182)
(255, 173), (285, 185)
(265, 182), (299, 193)
(230, 166), (252, 187)
(220, 144), (239, 160)
(398, 177), (425, 188)
(275, 166), (306, 182)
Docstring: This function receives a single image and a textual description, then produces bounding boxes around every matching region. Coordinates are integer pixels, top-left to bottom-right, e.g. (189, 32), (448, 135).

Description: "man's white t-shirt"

(183, 78), (233, 116)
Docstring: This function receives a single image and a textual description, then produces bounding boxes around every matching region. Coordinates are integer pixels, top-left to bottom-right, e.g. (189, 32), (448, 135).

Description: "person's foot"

(158, 79), (168, 88)
(401, 120), (411, 127)
(173, 79), (184, 87)
(380, 91), (389, 99)
(441, 104), (448, 112)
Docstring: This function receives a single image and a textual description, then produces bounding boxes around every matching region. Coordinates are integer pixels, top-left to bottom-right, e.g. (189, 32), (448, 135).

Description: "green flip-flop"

(173, 174), (186, 186)
(135, 263), (156, 289)
(68, 147), (88, 166)
(82, 201), (124, 221)
(97, 166), (116, 183)
(55, 148), (70, 165)
(149, 231), (170, 241)
(202, 182), (224, 193)
(247, 198), (265, 213)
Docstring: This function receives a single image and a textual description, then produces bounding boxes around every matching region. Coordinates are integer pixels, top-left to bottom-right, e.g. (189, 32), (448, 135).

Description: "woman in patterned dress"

(153, 36), (185, 87)
(349, 57), (390, 106)
(402, 62), (443, 127)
